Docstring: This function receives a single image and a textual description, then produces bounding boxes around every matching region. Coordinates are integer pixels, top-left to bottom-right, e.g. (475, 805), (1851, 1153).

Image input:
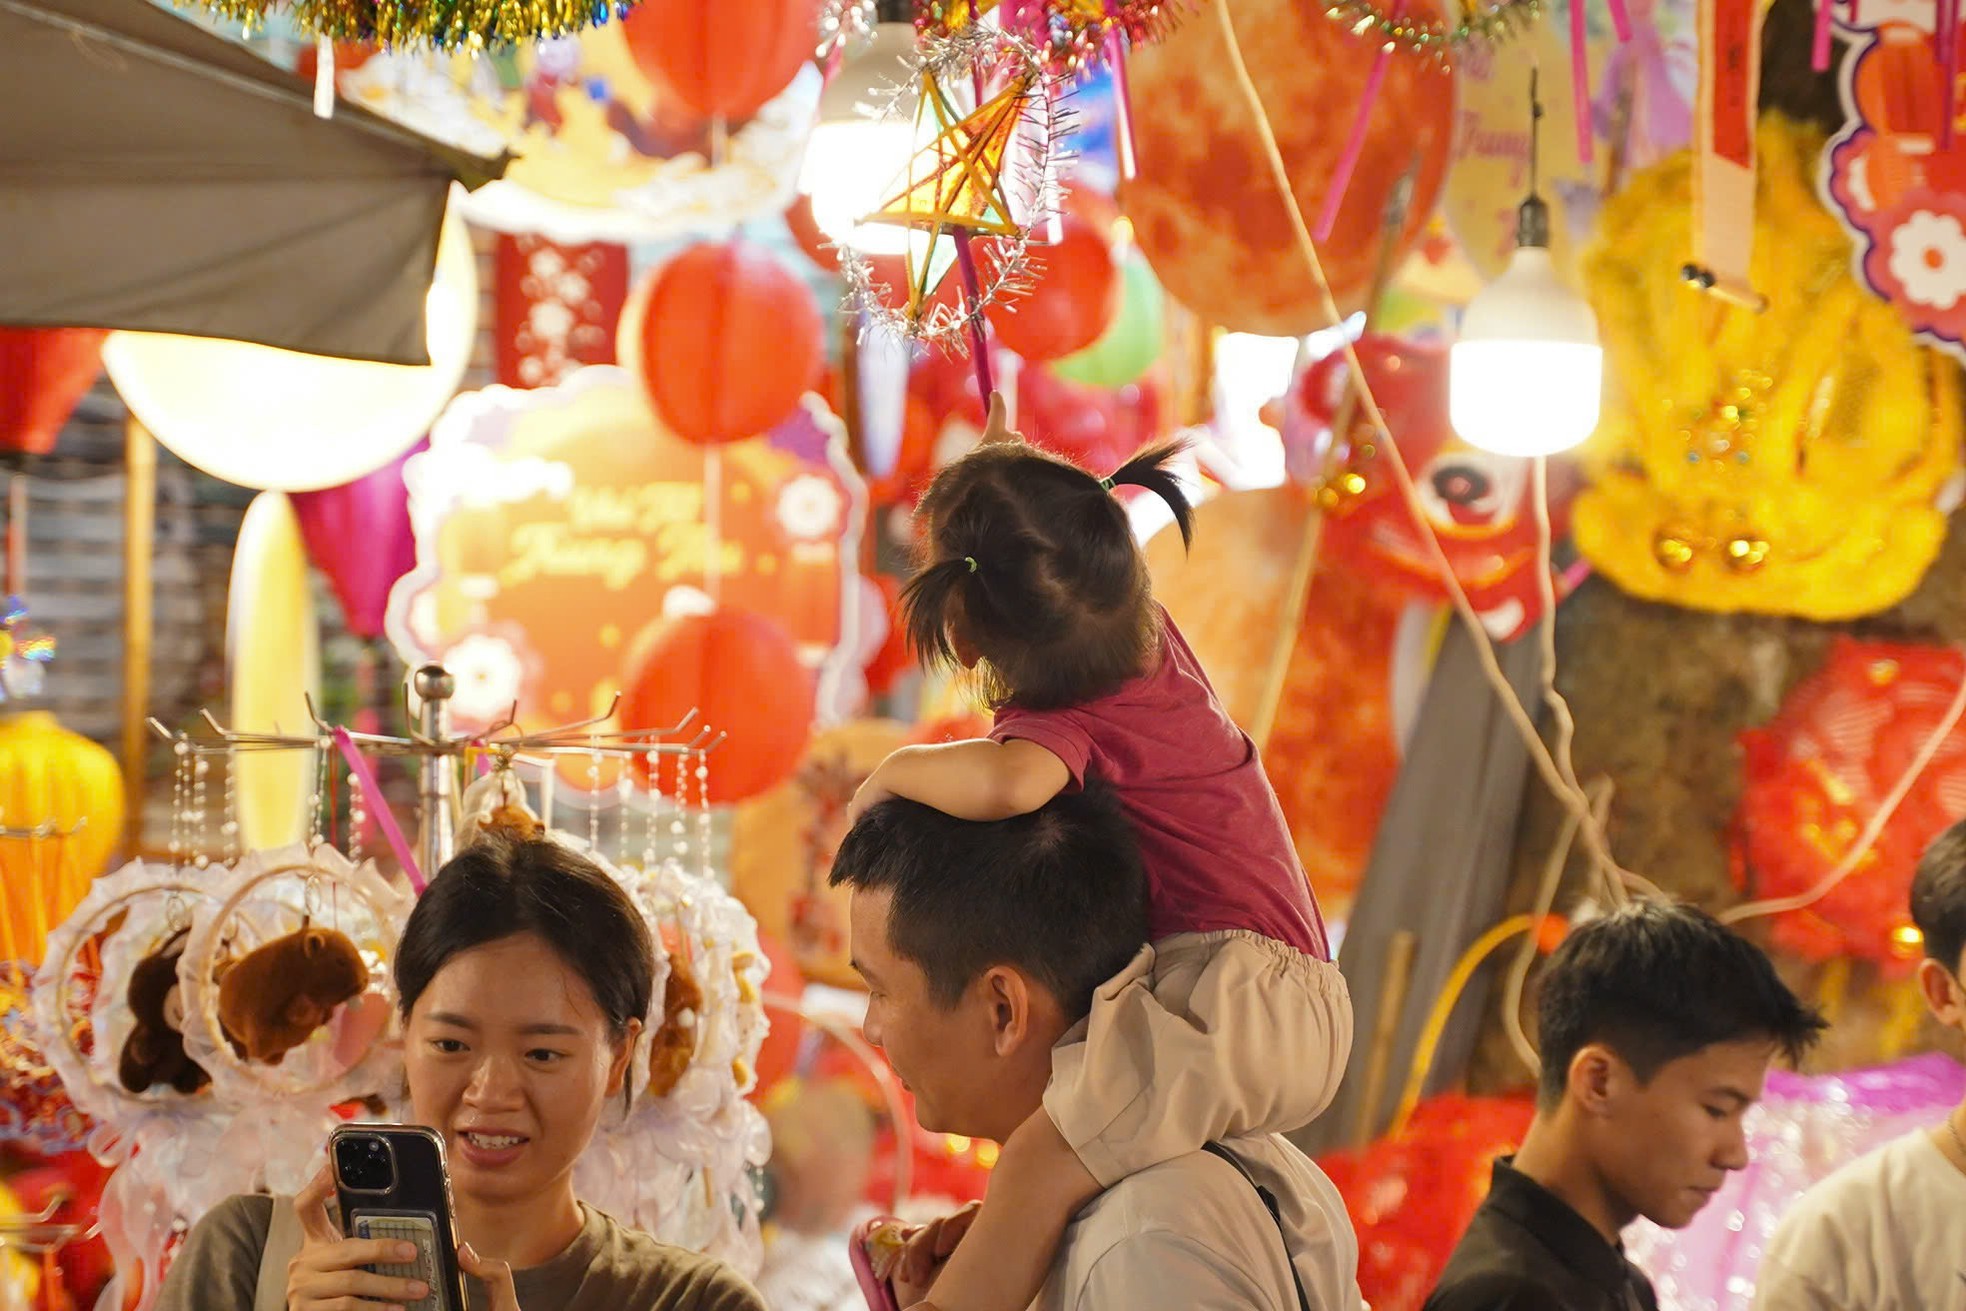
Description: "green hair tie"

(964, 556), (979, 573)
(1098, 476), (1116, 491)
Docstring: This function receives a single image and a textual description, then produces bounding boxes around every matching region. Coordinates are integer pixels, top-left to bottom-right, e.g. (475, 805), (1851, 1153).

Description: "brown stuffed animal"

(216, 926), (368, 1065)
(646, 948), (704, 1101)
(118, 929), (211, 1096)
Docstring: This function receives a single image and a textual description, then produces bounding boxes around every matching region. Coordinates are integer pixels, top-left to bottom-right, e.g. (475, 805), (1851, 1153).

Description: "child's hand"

(979, 392), (1020, 445)
(847, 769), (895, 827)
(891, 1203), (981, 1306)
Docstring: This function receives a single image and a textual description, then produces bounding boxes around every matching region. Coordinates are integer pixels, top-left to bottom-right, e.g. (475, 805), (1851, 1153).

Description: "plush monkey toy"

(216, 926), (368, 1065)
(118, 928), (211, 1095)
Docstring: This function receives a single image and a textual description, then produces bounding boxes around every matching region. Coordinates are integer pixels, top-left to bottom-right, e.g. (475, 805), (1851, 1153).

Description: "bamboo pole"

(1352, 928), (1418, 1145)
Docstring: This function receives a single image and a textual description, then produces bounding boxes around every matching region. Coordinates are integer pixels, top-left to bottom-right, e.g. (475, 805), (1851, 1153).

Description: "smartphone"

(329, 1124), (469, 1311)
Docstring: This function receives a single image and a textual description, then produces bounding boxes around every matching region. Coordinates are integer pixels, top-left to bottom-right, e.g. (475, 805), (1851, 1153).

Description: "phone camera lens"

(335, 1135), (396, 1192)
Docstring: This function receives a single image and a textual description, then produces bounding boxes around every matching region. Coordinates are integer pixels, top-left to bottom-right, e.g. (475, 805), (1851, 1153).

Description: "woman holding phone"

(156, 831), (765, 1311)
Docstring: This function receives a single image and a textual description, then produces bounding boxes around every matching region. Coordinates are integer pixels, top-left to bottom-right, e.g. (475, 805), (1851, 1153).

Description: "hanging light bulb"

(1449, 72), (1603, 458)
(798, 3), (922, 255)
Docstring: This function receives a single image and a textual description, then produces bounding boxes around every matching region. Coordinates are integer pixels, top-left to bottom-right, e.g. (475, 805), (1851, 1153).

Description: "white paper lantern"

(103, 204), (477, 492)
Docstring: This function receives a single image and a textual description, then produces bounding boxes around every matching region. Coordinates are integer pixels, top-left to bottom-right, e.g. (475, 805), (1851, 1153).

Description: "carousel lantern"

(630, 240), (824, 446)
(100, 205), (477, 493)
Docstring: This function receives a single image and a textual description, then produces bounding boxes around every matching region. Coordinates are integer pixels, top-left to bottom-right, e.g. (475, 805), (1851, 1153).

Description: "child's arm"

(849, 739), (1072, 823)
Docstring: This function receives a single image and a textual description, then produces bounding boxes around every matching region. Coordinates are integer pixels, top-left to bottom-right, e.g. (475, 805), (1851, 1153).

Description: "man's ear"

(1916, 956), (1966, 1029)
(1569, 1043), (1625, 1117)
(980, 965), (1033, 1056)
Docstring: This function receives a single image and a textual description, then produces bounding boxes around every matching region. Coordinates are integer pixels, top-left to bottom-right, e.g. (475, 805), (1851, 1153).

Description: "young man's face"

(1594, 1037), (1773, 1231)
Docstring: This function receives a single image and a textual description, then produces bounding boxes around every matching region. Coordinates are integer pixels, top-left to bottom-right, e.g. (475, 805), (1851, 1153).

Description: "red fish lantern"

(1733, 638), (1966, 968)
(1294, 334), (1580, 641)
(631, 241), (824, 447)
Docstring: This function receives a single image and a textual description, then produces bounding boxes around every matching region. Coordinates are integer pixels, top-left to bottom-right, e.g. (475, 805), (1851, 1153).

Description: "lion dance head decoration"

(1576, 114), (1963, 619)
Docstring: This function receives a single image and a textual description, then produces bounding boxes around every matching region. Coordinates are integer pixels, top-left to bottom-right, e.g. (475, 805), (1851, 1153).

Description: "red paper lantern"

(621, 0), (820, 122)
(1733, 638), (1966, 968)
(633, 241), (823, 446)
(622, 609), (816, 805)
(0, 328), (108, 454)
(983, 214), (1121, 363)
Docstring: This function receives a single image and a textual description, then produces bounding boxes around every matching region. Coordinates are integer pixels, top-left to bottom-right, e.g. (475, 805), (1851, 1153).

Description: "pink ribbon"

(331, 726), (425, 894)
(1811, 0), (1835, 70)
(1605, 0), (1634, 42)
(1571, 0), (1595, 164)
(1944, 0), (1961, 151)
(1317, 6), (1403, 242)
(1104, 29), (1139, 179)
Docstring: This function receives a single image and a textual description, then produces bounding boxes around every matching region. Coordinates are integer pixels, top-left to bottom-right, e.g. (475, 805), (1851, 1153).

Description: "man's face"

(847, 888), (1015, 1139)
(1595, 1038), (1773, 1230)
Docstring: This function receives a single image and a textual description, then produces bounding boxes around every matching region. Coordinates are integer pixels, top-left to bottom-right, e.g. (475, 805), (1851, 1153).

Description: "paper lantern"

(101, 206), (476, 493)
(984, 214), (1121, 363)
(227, 493), (322, 850)
(0, 328), (108, 455)
(1017, 368), (1164, 474)
(631, 241), (824, 447)
(1054, 254), (1165, 388)
(1295, 332), (1579, 641)
(289, 441), (422, 640)
(1732, 638), (1966, 968)
(1117, 0), (1454, 335)
(621, 0), (820, 122)
(622, 608), (816, 805)
(0, 711), (124, 968)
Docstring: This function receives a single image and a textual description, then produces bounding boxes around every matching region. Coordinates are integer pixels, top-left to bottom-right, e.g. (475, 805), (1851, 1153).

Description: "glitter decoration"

(186, 0), (642, 52)
(922, 0), (1183, 78)
(671, 747), (690, 863)
(222, 746), (241, 863)
(839, 22), (1071, 357)
(346, 764), (366, 863)
(694, 749), (712, 882)
(642, 749), (661, 872)
(170, 737), (192, 872)
(1315, 0), (1543, 60)
(818, 0), (880, 59)
(192, 753), (211, 869)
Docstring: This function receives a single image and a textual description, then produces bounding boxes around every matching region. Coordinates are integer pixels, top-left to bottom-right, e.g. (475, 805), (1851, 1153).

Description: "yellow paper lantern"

(1575, 116), (1964, 619)
(0, 711), (125, 967)
(228, 492), (322, 851)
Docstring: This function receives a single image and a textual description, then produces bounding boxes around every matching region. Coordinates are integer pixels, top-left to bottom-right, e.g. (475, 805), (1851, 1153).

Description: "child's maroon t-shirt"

(989, 605), (1331, 959)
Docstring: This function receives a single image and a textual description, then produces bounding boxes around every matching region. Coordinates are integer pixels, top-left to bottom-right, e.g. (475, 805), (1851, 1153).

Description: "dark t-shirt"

(154, 1193), (765, 1311)
(1425, 1158), (1660, 1311)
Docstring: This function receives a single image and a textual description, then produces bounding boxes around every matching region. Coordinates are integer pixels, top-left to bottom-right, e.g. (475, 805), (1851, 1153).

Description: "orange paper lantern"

(983, 214), (1120, 363)
(632, 240), (825, 446)
(1117, 0), (1454, 334)
(622, 609), (816, 805)
(0, 328), (107, 455)
(621, 0), (820, 122)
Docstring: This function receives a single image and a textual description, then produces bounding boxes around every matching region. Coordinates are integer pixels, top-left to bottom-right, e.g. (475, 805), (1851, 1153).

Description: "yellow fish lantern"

(0, 711), (125, 968)
(1574, 115), (1964, 620)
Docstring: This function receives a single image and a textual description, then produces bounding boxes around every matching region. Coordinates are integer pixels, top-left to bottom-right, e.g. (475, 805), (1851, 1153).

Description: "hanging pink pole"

(1605, 0), (1634, 42)
(1316, 8), (1402, 242)
(1945, 0), (1960, 150)
(1570, 0), (1595, 164)
(1104, 29), (1140, 179)
(1810, 0), (1835, 70)
(954, 232), (996, 404)
(332, 726), (425, 893)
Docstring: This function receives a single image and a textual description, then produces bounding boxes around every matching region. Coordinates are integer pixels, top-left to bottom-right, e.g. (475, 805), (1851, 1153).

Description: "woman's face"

(402, 933), (638, 1211)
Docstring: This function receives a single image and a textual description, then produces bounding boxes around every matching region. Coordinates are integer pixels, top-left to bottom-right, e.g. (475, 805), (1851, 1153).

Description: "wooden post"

(121, 416), (156, 857)
(1352, 928), (1418, 1145)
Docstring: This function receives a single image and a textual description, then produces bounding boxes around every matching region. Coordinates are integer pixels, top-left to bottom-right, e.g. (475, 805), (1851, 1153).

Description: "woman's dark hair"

(901, 437), (1194, 709)
(1535, 900), (1826, 1106)
(1912, 818), (1966, 970)
(394, 831), (655, 1043)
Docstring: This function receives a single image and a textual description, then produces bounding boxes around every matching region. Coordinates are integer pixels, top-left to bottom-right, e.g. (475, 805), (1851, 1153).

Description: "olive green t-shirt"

(154, 1193), (765, 1311)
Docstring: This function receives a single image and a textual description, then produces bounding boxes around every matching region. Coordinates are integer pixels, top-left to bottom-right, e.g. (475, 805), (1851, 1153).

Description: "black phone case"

(329, 1125), (470, 1311)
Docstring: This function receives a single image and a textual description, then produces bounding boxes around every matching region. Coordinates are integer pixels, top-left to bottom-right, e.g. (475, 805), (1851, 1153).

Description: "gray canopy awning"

(0, 0), (508, 364)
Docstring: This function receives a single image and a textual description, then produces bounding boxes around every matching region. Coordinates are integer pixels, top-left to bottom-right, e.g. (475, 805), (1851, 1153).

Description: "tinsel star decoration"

(921, 0), (1180, 77)
(0, 597), (55, 702)
(188, 0), (637, 50)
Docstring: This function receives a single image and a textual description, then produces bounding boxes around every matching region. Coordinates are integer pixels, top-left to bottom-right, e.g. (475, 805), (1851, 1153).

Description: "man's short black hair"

(1536, 900), (1826, 1106)
(829, 786), (1150, 1019)
(1912, 819), (1966, 971)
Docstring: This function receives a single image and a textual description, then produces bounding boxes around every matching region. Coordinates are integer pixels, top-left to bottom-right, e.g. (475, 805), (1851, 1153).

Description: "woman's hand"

(889, 1203), (981, 1307)
(460, 1243), (522, 1311)
(288, 1168), (432, 1311)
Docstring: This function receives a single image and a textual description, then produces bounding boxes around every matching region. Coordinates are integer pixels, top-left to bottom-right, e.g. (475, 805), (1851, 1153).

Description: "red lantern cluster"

(621, 0), (820, 122)
(621, 608), (816, 807)
(1316, 1093), (1535, 1311)
(1733, 637), (1966, 967)
(632, 240), (824, 447)
(983, 213), (1120, 363)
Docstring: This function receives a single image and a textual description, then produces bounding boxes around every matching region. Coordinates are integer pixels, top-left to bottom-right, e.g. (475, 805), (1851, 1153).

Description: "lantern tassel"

(1315, 12), (1400, 243)
(954, 232), (996, 404)
(1606, 0), (1634, 42)
(1570, 0), (1594, 164)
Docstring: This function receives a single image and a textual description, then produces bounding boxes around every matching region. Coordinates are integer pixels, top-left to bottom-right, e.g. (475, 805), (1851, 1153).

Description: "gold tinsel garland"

(194, 0), (636, 50)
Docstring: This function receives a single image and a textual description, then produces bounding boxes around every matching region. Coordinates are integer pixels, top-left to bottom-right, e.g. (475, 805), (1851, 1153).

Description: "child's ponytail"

(1104, 440), (1194, 549)
(899, 554), (980, 672)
